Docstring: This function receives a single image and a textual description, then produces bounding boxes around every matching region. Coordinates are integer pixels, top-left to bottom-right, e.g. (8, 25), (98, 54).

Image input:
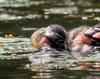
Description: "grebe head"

(84, 23), (100, 46)
(43, 24), (68, 51)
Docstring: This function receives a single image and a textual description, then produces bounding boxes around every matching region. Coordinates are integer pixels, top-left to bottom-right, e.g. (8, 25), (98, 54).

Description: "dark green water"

(0, 0), (100, 79)
(0, 0), (100, 37)
(0, 68), (100, 79)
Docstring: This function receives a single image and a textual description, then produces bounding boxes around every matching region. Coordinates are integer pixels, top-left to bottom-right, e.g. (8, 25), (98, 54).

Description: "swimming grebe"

(69, 23), (100, 56)
(30, 24), (69, 51)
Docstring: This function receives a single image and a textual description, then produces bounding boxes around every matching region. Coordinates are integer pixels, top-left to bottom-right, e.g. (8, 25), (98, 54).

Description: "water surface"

(0, 0), (100, 79)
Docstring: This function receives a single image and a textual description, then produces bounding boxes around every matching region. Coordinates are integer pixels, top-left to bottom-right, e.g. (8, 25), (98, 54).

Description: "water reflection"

(0, 51), (99, 79)
(28, 48), (100, 79)
(0, 31), (99, 79)
(0, 69), (32, 79)
(0, 69), (100, 79)
(0, 68), (99, 79)
(32, 69), (100, 79)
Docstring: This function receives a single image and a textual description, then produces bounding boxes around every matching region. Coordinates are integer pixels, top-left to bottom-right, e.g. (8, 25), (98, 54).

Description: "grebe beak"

(92, 28), (100, 39)
(93, 32), (100, 39)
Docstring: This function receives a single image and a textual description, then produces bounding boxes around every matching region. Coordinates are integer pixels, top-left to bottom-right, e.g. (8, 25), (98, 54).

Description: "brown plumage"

(30, 27), (46, 49)
(67, 26), (93, 56)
